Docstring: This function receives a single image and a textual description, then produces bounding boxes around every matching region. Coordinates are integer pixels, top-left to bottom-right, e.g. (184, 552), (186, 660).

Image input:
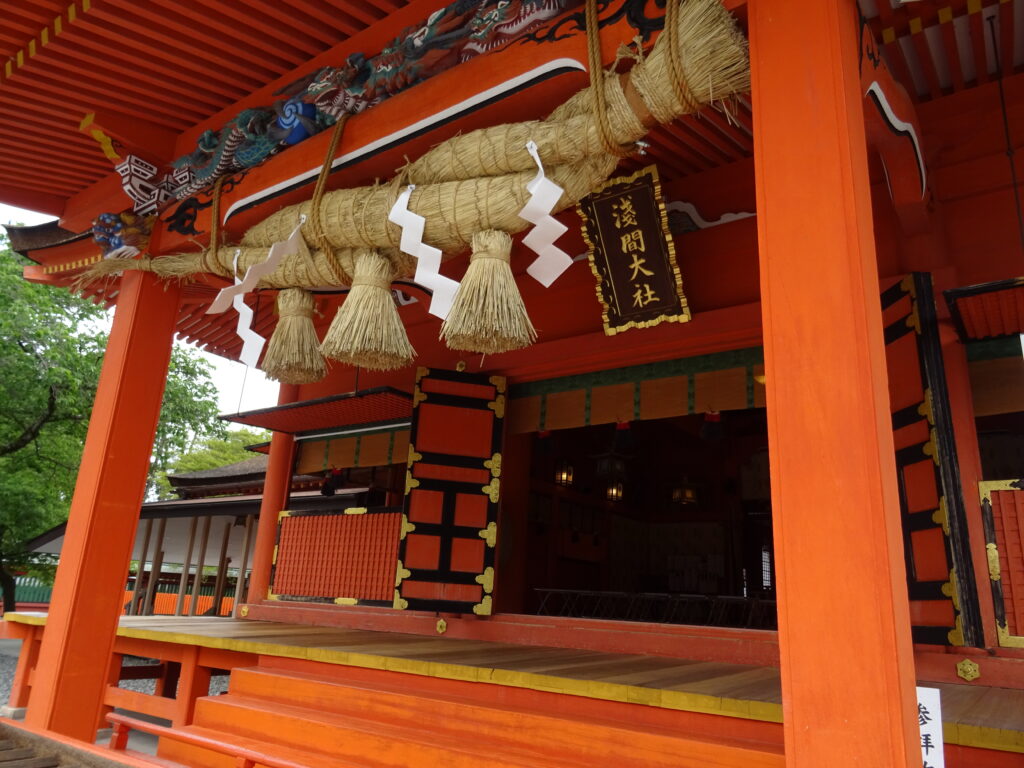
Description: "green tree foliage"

(154, 427), (269, 500)
(0, 239), (226, 611)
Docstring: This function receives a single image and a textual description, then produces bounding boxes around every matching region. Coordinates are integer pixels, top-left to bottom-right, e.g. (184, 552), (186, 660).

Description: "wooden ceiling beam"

(254, 1), (352, 43)
(0, 168), (80, 196)
(41, 34), (246, 106)
(81, 109), (179, 163)
(0, 116), (107, 157)
(650, 128), (718, 173)
(284, 0), (363, 34)
(0, 153), (98, 185)
(89, 2), (281, 85)
(0, 183), (64, 216)
(0, 139), (108, 178)
(0, 12), (43, 38)
(323, 0), (385, 27)
(153, 0), (308, 66)
(0, 126), (110, 169)
(0, 29), (32, 49)
(191, 0), (321, 61)
(108, 0), (294, 74)
(674, 117), (742, 164)
(641, 139), (706, 177)
(67, 22), (265, 104)
(700, 109), (753, 155)
(0, 67), (209, 130)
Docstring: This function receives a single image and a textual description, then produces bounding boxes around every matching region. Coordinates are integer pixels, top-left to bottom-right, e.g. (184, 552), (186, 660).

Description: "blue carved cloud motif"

(276, 98), (319, 146)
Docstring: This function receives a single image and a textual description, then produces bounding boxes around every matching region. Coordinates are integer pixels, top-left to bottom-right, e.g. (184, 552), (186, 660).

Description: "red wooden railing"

(106, 713), (312, 768)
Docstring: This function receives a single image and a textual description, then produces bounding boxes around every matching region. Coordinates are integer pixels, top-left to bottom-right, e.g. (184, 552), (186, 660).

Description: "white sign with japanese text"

(917, 686), (945, 768)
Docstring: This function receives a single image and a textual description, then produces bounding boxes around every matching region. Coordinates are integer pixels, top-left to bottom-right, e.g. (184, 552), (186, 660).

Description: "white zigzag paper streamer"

(208, 217), (308, 314)
(520, 141), (572, 287)
(208, 216), (308, 367)
(388, 185), (460, 319)
(230, 249), (267, 368)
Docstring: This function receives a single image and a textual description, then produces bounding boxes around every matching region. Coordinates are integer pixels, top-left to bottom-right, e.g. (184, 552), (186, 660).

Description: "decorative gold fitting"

(956, 658), (980, 682)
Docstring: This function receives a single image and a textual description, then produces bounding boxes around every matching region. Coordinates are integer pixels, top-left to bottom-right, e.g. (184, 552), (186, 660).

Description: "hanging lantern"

(594, 422), (630, 503)
(606, 481), (624, 503)
(555, 459), (574, 487)
(671, 480), (699, 505)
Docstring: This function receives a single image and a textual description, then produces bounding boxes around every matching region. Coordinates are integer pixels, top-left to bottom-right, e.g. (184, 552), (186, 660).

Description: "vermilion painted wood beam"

(245, 385), (298, 606)
(749, 1), (920, 766)
(25, 271), (182, 741)
(84, 4), (276, 86)
(79, 109), (178, 163)
(75, 13), (268, 91)
(0, 169), (77, 196)
(0, 135), (109, 174)
(70, 17), (260, 102)
(305, 0), (382, 28)
(42, 35), (240, 105)
(0, 184), (64, 217)
(6, 62), (212, 126)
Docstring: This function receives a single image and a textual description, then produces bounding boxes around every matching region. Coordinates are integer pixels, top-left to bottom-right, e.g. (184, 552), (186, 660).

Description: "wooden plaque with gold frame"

(578, 165), (690, 336)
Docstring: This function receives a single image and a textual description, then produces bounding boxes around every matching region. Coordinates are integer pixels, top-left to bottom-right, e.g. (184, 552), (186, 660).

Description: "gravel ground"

(0, 639), (20, 706)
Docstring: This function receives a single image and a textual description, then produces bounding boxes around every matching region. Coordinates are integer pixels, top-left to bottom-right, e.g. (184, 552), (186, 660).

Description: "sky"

(1, 203), (281, 417)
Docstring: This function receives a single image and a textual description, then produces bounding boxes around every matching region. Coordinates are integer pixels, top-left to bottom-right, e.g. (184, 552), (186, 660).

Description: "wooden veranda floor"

(117, 615), (783, 720)
(6, 612), (1024, 755)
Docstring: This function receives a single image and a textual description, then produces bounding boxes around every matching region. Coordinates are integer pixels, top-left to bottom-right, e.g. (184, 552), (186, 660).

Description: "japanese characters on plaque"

(916, 686), (945, 768)
(578, 165), (690, 336)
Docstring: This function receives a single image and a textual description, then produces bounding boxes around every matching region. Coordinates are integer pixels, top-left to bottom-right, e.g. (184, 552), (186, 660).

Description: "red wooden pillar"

(26, 270), (182, 740)
(749, 1), (920, 766)
(245, 384), (299, 605)
(173, 645), (211, 726)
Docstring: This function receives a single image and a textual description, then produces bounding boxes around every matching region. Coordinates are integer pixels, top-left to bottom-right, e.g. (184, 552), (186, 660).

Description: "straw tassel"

(261, 288), (327, 384)
(320, 248), (415, 370)
(441, 230), (536, 354)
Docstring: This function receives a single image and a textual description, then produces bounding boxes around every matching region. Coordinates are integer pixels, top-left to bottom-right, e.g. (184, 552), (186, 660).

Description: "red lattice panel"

(992, 490), (1024, 635)
(272, 512), (401, 601)
(958, 286), (1024, 340)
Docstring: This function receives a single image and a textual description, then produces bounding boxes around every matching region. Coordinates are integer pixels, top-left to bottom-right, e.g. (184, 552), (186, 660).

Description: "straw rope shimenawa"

(77, 0), (748, 376)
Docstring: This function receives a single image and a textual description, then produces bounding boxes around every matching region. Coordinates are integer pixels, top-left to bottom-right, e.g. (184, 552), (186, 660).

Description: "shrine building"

(1, 1), (1024, 766)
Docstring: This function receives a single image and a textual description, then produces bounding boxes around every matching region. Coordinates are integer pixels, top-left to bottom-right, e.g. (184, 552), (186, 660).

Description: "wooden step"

(226, 665), (782, 768)
(193, 694), (559, 768)
(156, 724), (365, 768)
